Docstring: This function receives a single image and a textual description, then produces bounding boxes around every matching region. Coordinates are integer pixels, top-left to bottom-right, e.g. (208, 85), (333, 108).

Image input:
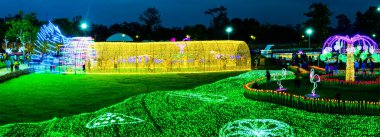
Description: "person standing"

(354, 59), (359, 75)
(370, 59), (374, 75)
(294, 68), (301, 90)
(361, 59), (366, 75)
(5, 57), (10, 71)
(14, 58), (20, 71)
(10, 55), (14, 72)
(266, 70), (271, 86)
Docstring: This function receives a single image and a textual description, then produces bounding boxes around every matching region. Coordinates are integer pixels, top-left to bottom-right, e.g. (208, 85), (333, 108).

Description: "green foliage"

(5, 13), (39, 43)
(0, 70), (379, 136)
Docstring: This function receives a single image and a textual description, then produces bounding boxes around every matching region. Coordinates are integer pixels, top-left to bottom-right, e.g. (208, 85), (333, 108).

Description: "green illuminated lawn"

(0, 70), (379, 136)
(0, 71), (246, 126)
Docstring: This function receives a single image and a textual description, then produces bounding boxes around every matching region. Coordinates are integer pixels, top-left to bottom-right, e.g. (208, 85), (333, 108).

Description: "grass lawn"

(0, 70), (379, 136)
(0, 71), (247, 126)
(259, 79), (380, 102)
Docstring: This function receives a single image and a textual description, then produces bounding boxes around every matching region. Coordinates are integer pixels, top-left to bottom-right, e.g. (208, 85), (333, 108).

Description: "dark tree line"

(2, 4), (380, 49)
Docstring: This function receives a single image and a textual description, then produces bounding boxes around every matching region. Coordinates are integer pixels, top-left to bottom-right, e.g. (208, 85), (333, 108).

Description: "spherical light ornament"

(363, 45), (368, 51)
(346, 46), (355, 53)
(326, 52), (332, 58)
(326, 47), (332, 52)
(356, 46), (362, 51)
(334, 44), (340, 51)
(334, 41), (341, 51)
(372, 53), (380, 62)
(360, 53), (367, 61)
(320, 54), (327, 61)
(338, 54), (347, 63)
(369, 46), (375, 54)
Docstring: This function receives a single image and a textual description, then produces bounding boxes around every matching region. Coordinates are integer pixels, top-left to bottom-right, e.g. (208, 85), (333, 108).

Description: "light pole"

(305, 28), (314, 48)
(81, 23), (88, 36)
(226, 26), (233, 40)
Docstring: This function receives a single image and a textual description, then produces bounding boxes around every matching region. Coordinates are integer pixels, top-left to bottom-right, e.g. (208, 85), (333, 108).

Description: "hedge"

(0, 68), (35, 83)
(243, 77), (380, 116)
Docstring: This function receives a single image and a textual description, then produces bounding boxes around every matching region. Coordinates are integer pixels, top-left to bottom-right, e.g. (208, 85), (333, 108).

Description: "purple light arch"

(322, 34), (379, 54)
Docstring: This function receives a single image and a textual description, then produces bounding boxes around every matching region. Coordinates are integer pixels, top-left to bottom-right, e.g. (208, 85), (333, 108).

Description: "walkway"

(0, 64), (30, 76)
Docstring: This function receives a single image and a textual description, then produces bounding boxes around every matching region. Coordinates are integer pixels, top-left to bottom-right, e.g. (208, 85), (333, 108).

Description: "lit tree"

(304, 2), (332, 45)
(5, 11), (39, 54)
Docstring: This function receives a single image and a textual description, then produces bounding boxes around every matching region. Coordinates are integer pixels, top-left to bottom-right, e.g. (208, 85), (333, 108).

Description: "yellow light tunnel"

(87, 41), (251, 73)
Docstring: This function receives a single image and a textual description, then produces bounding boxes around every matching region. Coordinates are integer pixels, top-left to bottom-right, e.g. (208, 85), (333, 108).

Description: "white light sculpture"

(86, 113), (144, 129)
(219, 119), (294, 137)
(273, 68), (287, 91)
(306, 68), (320, 98)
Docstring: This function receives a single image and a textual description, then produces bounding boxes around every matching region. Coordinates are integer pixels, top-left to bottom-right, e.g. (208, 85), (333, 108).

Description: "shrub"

(0, 68), (35, 83)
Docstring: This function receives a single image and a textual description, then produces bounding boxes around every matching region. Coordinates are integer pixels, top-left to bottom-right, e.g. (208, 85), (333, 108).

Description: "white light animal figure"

(273, 68), (287, 91)
(307, 68), (321, 98)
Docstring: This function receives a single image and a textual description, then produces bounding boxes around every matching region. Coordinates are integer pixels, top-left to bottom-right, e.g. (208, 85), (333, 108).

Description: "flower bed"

(320, 74), (380, 87)
(244, 77), (380, 116)
(309, 66), (325, 74)
(0, 68), (35, 83)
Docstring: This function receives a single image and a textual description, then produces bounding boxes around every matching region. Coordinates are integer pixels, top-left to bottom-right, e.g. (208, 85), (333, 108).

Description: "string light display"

(34, 21), (66, 55)
(90, 41), (251, 73)
(60, 37), (95, 73)
(321, 35), (379, 82)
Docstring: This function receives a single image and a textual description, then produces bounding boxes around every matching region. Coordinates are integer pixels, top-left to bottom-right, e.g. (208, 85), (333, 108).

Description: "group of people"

(291, 52), (316, 69)
(1, 53), (26, 72)
(354, 58), (375, 75)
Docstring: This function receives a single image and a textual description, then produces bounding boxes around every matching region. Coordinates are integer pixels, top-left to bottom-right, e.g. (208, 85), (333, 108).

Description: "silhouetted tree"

(52, 18), (76, 36)
(139, 7), (161, 39)
(304, 2), (332, 46)
(5, 11), (40, 53)
(183, 24), (208, 40)
(205, 6), (230, 39)
(335, 14), (352, 35)
(90, 24), (110, 41)
(354, 6), (380, 38)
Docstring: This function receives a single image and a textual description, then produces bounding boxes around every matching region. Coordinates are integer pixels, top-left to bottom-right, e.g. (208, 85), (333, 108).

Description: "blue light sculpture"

(34, 21), (66, 55)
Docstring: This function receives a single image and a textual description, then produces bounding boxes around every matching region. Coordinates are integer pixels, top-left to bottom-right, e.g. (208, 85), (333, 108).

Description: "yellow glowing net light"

(87, 41), (251, 73)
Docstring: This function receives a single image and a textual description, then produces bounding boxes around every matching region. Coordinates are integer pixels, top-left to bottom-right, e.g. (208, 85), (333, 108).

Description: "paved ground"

(0, 64), (30, 76)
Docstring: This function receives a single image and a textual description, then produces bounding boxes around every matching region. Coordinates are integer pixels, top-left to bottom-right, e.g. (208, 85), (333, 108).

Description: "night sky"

(0, 0), (378, 27)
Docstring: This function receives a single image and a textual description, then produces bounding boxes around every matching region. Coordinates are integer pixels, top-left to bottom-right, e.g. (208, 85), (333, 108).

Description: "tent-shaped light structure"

(60, 37), (96, 73)
(88, 41), (251, 73)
